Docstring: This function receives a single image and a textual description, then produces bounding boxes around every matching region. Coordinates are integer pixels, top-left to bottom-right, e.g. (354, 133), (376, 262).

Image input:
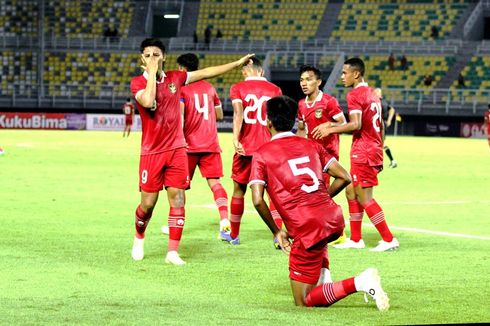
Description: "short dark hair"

(299, 65), (322, 80)
(176, 53), (199, 71)
(139, 38), (166, 54)
(243, 56), (262, 69)
(266, 96), (298, 132)
(126, 98), (131, 102)
(344, 57), (365, 77)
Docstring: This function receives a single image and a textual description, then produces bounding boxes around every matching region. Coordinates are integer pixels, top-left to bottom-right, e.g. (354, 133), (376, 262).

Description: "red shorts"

(350, 163), (382, 188)
(231, 154), (252, 185)
(139, 147), (189, 192)
(187, 152), (223, 180)
(289, 239), (328, 285)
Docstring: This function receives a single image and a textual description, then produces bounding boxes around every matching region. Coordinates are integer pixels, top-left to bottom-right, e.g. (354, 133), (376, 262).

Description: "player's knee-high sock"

(135, 205), (153, 239)
(211, 183), (228, 221)
(364, 199), (393, 242)
(269, 200), (283, 229)
(384, 145), (394, 162)
(348, 199), (363, 242)
(305, 278), (357, 307)
(230, 197), (244, 239)
(168, 207), (185, 252)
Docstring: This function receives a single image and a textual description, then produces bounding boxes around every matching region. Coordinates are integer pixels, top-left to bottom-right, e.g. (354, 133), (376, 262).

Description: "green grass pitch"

(0, 130), (489, 325)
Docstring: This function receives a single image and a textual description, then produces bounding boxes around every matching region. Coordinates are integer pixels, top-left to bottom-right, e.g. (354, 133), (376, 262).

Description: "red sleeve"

(230, 83), (240, 102)
(347, 92), (361, 114)
(297, 101), (304, 121)
(316, 142), (335, 171)
(276, 86), (282, 96)
(130, 77), (146, 97)
(249, 150), (267, 185)
(213, 87), (221, 106)
(327, 97), (343, 118)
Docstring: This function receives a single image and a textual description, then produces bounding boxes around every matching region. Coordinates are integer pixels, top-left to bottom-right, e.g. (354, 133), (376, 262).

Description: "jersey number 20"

(244, 94), (270, 126)
(370, 102), (382, 132)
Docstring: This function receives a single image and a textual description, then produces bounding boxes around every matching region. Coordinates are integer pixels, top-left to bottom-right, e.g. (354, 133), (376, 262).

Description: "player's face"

(341, 64), (357, 87)
(141, 46), (166, 70)
(299, 71), (321, 96)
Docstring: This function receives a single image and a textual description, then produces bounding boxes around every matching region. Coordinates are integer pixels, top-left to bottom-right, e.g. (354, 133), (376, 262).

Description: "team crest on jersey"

(168, 83), (177, 94)
(315, 109), (322, 119)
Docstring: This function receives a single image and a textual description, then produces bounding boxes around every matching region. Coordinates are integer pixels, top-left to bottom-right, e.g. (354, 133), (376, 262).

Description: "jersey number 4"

(244, 94), (270, 126)
(287, 156), (319, 193)
(194, 93), (209, 120)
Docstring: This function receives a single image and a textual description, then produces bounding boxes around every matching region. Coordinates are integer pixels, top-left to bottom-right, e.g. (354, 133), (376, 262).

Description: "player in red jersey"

(485, 104), (490, 149)
(130, 38), (254, 265)
(122, 98), (135, 137)
(312, 58), (399, 252)
(177, 53), (231, 234)
(220, 57), (283, 246)
(250, 96), (389, 310)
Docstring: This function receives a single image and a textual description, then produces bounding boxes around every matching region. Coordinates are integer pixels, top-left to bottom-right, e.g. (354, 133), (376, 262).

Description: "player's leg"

(384, 144), (397, 168)
(355, 168), (398, 251)
(132, 190), (159, 260)
(163, 148), (190, 265)
(333, 181), (365, 249)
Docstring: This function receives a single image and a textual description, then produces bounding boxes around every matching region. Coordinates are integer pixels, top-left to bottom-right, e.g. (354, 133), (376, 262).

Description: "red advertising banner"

(0, 112), (86, 130)
(460, 122), (486, 139)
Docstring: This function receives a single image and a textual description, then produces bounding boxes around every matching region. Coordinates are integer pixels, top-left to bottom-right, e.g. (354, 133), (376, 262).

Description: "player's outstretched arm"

(325, 161), (351, 198)
(187, 54), (255, 84)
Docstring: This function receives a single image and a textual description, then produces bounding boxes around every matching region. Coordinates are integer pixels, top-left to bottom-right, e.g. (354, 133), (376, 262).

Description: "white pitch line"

(190, 204), (490, 241)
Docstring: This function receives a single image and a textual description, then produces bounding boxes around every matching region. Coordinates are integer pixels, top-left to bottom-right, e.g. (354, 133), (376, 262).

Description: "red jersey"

(298, 91), (344, 160)
(123, 102), (134, 117)
(485, 110), (490, 133)
(130, 70), (188, 155)
(249, 132), (344, 249)
(181, 80), (222, 153)
(347, 83), (383, 166)
(230, 77), (282, 155)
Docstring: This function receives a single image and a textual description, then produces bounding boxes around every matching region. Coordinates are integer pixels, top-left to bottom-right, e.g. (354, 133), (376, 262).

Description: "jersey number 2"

(370, 102), (382, 132)
(243, 94), (270, 126)
(287, 156), (319, 193)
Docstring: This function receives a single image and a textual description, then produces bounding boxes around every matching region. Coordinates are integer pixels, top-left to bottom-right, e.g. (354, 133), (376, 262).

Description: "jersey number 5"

(243, 94), (270, 126)
(287, 156), (319, 193)
(194, 93), (209, 120)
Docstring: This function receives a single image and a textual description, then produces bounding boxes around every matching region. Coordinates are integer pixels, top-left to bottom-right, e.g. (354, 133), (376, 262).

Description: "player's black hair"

(488, 103), (490, 109)
(243, 56), (262, 69)
(126, 98), (131, 102)
(139, 38), (166, 54)
(299, 65), (322, 80)
(176, 53), (199, 72)
(344, 57), (365, 77)
(266, 96), (298, 132)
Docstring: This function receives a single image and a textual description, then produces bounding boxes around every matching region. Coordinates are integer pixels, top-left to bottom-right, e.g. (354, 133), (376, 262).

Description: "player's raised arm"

(136, 54), (161, 108)
(187, 54), (255, 84)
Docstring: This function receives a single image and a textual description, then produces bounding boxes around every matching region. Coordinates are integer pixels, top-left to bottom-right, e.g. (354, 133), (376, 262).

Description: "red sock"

(269, 200), (283, 229)
(305, 278), (357, 307)
(135, 205), (152, 239)
(230, 196), (244, 239)
(363, 199), (393, 242)
(348, 199), (363, 242)
(211, 183), (228, 221)
(168, 207), (185, 252)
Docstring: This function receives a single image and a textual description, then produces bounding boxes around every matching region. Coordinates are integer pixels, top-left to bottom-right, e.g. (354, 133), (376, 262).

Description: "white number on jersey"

(141, 170), (148, 184)
(287, 156), (319, 193)
(194, 93), (209, 120)
(243, 94), (270, 126)
(124, 105), (131, 115)
(370, 102), (382, 133)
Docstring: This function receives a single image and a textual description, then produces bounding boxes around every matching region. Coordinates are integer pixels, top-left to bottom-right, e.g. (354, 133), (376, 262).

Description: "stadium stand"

(331, 1), (469, 42)
(196, 0), (328, 41)
(0, 0), (39, 37)
(0, 50), (37, 96)
(44, 0), (134, 38)
(449, 55), (490, 102)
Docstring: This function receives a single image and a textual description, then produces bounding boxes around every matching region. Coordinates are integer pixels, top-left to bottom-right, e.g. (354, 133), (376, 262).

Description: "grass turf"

(0, 130), (489, 325)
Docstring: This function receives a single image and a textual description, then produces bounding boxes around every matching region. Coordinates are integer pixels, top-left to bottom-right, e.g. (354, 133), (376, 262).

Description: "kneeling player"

(249, 96), (389, 310)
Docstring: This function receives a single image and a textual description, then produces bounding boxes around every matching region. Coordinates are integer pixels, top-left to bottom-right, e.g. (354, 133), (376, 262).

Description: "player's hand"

(233, 139), (245, 155)
(236, 54), (255, 67)
(386, 121), (392, 128)
(311, 123), (333, 139)
(142, 55), (161, 77)
(275, 230), (291, 255)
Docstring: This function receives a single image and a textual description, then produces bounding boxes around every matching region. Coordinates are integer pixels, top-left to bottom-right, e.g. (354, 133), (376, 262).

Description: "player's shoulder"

(166, 70), (186, 79)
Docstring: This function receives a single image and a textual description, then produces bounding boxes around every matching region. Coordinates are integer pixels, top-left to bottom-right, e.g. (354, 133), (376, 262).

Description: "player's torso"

(182, 80), (220, 152)
(298, 95), (340, 159)
(232, 79), (282, 154)
(123, 104), (133, 116)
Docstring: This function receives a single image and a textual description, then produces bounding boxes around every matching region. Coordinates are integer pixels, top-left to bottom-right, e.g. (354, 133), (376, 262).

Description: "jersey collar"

(305, 90), (323, 109)
(271, 131), (295, 141)
(245, 76), (267, 81)
(355, 81), (368, 89)
(143, 70), (167, 83)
